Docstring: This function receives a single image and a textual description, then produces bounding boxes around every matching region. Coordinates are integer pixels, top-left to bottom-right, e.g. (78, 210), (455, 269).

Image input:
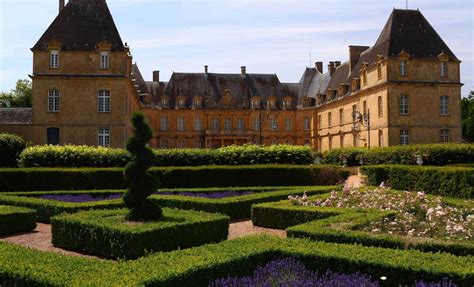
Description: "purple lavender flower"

(36, 193), (122, 203)
(156, 191), (254, 199)
(415, 278), (457, 287)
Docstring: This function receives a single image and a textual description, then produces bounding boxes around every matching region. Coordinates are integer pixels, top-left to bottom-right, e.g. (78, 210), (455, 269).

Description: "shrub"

(0, 133), (26, 167)
(0, 205), (36, 235)
(51, 208), (229, 259)
(0, 165), (349, 192)
(322, 148), (366, 166)
(361, 165), (474, 198)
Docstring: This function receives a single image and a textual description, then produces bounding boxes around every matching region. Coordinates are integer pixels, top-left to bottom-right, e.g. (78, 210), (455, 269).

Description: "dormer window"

(303, 97), (312, 107)
(440, 62), (448, 78)
(177, 97), (186, 108)
(282, 97), (292, 109)
(400, 60), (407, 76)
(267, 97), (276, 109)
(50, 50), (59, 68)
(100, 52), (109, 69)
(161, 97), (169, 108)
(377, 62), (383, 79)
(251, 97), (260, 109)
(352, 78), (361, 92)
(362, 70), (368, 86)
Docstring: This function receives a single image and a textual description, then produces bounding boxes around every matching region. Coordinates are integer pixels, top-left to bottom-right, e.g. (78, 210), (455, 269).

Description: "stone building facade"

(0, 0), (462, 151)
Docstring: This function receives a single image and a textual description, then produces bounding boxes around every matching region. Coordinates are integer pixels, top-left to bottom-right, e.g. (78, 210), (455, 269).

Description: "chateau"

(0, 0), (463, 151)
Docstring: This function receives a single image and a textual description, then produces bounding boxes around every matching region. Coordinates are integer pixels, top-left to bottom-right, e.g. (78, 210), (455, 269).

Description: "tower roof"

(32, 0), (125, 52)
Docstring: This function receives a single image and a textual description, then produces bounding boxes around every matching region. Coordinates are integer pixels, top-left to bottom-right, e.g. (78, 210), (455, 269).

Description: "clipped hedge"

(0, 133), (26, 167)
(323, 144), (474, 166)
(0, 236), (473, 286)
(18, 144), (317, 168)
(51, 208), (229, 259)
(362, 165), (474, 199)
(0, 205), (36, 235)
(0, 165), (349, 192)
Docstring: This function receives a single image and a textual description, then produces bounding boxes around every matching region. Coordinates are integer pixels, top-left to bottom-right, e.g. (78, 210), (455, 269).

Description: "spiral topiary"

(123, 112), (162, 221)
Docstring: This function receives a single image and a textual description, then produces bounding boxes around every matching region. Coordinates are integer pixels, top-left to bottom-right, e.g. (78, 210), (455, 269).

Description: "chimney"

(152, 70), (160, 82)
(59, 0), (65, 13)
(204, 65), (208, 74)
(349, 45), (370, 71)
(328, 62), (335, 76)
(334, 61), (341, 67)
(241, 66), (247, 76)
(315, 62), (323, 73)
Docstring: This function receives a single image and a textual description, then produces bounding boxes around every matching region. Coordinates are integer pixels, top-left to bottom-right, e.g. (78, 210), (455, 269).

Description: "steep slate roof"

(132, 64), (150, 95)
(164, 72), (298, 109)
(32, 0), (124, 52)
(325, 9), (458, 97)
(298, 68), (331, 100)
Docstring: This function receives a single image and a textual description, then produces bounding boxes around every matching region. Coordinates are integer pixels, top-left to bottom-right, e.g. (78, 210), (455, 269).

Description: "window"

(50, 50), (59, 68)
(340, 134), (345, 148)
(159, 138), (169, 149)
(178, 98), (186, 108)
(399, 95), (409, 115)
(268, 99), (276, 109)
(285, 139), (293, 145)
(194, 117), (202, 131)
(270, 139), (279, 145)
(318, 115), (321, 129)
(269, 117), (278, 131)
(48, 90), (60, 112)
(98, 128), (110, 147)
(329, 136), (333, 150)
(377, 63), (382, 79)
(283, 98), (292, 109)
(378, 96), (383, 117)
(251, 98), (260, 109)
(352, 105), (357, 121)
(440, 129), (450, 143)
(253, 117), (260, 131)
(194, 139), (203, 148)
(318, 138), (322, 152)
(212, 118), (220, 131)
(378, 130), (384, 147)
(400, 129), (410, 145)
(177, 117), (185, 131)
(353, 134), (358, 147)
(440, 62), (448, 78)
(362, 70), (368, 85)
(440, 95), (449, 115)
(193, 97), (202, 108)
(304, 117), (311, 130)
(339, 109), (344, 125)
(100, 52), (109, 69)
(400, 60), (407, 76)
(285, 118), (292, 131)
(363, 101), (367, 114)
(98, 90), (110, 112)
(46, 127), (60, 145)
(236, 118), (244, 131)
(328, 112), (332, 127)
(160, 116), (169, 131)
(224, 118), (231, 131)
(161, 97), (169, 108)
(177, 139), (186, 149)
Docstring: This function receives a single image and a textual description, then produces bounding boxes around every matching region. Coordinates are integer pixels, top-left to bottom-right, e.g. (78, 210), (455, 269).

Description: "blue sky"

(0, 0), (472, 95)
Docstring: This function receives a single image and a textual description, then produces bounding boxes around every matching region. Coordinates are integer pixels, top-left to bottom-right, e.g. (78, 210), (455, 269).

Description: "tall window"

(194, 117), (202, 131)
(177, 117), (185, 131)
(304, 117), (311, 130)
(328, 112), (332, 127)
(253, 117), (260, 131)
(48, 90), (60, 112)
(318, 115), (322, 129)
(212, 118), (220, 131)
(194, 139), (203, 148)
(177, 98), (186, 108)
(377, 63), (382, 79)
(400, 129), (410, 145)
(353, 134), (358, 147)
(440, 62), (448, 78)
(236, 118), (244, 131)
(177, 139), (186, 149)
(340, 134), (345, 148)
(399, 95), (409, 115)
(352, 105), (357, 122)
(440, 129), (450, 143)
(100, 52), (109, 69)
(160, 116), (169, 131)
(46, 127), (60, 145)
(161, 97), (169, 108)
(362, 70), (368, 86)
(269, 117), (278, 131)
(285, 118), (292, 131)
(98, 128), (110, 147)
(329, 136), (333, 150)
(224, 118), (232, 131)
(400, 60), (407, 76)
(440, 95), (449, 115)
(339, 109), (344, 125)
(98, 90), (110, 112)
(50, 50), (59, 68)
(159, 139), (169, 149)
(378, 96), (383, 117)
(251, 98), (260, 109)
(378, 130), (384, 147)
(363, 101), (367, 114)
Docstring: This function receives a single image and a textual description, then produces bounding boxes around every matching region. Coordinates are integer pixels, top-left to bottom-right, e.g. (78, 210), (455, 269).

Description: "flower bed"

(0, 205), (36, 235)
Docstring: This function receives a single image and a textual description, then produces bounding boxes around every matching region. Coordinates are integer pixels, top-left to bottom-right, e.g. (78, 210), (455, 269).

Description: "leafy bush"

(0, 133), (26, 167)
(0, 236), (472, 286)
(361, 165), (474, 198)
(51, 208), (229, 259)
(0, 205), (36, 235)
(322, 148), (366, 166)
(0, 165), (349, 192)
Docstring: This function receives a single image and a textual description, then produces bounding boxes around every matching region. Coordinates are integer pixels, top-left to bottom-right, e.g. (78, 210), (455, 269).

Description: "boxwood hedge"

(51, 208), (229, 259)
(0, 235), (472, 286)
(0, 165), (349, 191)
(361, 165), (474, 199)
(0, 133), (26, 167)
(0, 205), (36, 235)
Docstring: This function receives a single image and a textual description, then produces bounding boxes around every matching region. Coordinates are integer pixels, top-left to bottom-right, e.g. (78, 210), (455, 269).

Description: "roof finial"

(309, 41), (312, 68)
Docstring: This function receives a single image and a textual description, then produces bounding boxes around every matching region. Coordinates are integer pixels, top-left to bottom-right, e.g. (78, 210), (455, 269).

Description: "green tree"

(461, 91), (474, 142)
(0, 79), (32, 108)
(123, 112), (162, 221)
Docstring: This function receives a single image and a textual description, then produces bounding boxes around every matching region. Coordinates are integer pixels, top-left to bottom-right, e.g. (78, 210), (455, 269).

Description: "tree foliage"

(123, 112), (162, 221)
(461, 91), (474, 142)
(0, 79), (32, 108)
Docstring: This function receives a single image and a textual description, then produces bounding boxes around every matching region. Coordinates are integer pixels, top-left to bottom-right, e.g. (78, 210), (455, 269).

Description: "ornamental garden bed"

(51, 208), (229, 259)
(252, 186), (474, 256)
(0, 186), (334, 221)
(0, 205), (36, 235)
(0, 235), (472, 286)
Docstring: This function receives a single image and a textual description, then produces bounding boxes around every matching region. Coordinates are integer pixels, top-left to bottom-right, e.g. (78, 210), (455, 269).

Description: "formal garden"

(0, 115), (473, 286)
